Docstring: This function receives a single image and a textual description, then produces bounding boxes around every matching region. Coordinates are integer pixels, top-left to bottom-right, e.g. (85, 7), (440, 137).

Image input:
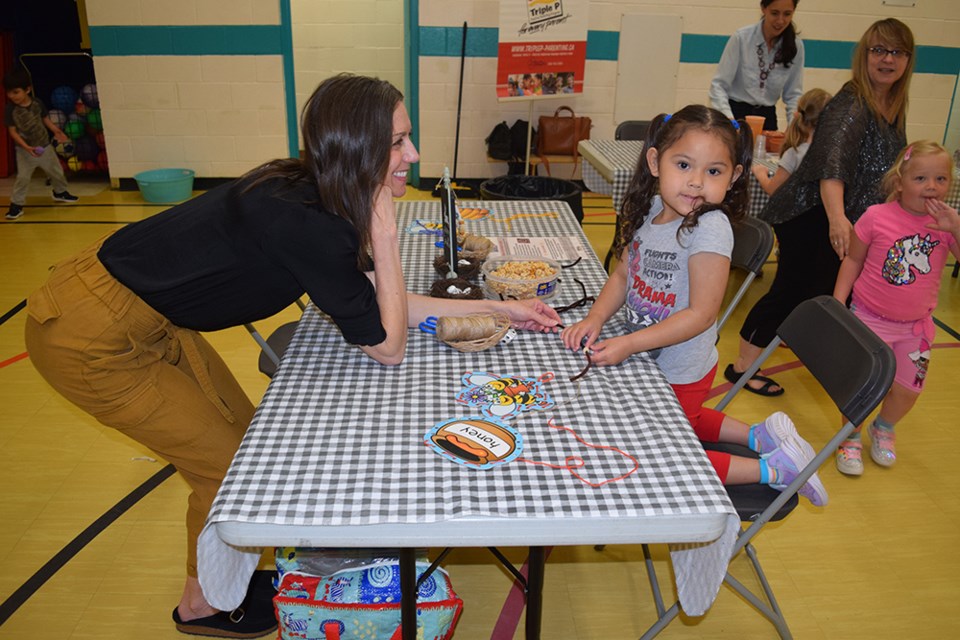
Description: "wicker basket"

(436, 313), (512, 352)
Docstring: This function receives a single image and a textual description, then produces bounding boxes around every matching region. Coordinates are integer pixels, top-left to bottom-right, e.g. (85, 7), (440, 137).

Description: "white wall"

(86, 1), (288, 179)
(418, 0), (960, 180)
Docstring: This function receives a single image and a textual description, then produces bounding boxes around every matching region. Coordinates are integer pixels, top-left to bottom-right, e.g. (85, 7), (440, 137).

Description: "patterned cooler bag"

(273, 550), (463, 640)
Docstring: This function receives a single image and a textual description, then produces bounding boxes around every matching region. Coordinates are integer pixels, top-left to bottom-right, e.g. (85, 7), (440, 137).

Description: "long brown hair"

(850, 18), (914, 132)
(615, 105), (752, 258)
(241, 74), (403, 264)
(781, 87), (831, 155)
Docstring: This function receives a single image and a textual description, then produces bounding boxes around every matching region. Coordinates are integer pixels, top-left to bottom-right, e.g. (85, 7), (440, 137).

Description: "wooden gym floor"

(1, 176), (958, 639)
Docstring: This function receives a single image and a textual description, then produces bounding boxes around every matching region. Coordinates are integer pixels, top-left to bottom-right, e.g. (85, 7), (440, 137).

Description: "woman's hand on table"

(501, 298), (562, 332)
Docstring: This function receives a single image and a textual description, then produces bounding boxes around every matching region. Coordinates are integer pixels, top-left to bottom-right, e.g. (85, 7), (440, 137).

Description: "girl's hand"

(560, 316), (604, 351)
(751, 164), (769, 181)
(925, 198), (960, 235)
(501, 298), (561, 332)
(53, 131), (69, 144)
(583, 335), (634, 367)
(828, 216), (853, 259)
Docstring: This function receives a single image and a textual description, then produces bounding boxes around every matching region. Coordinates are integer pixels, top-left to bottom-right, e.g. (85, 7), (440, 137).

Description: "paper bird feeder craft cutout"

(425, 416), (523, 470)
(454, 371), (555, 419)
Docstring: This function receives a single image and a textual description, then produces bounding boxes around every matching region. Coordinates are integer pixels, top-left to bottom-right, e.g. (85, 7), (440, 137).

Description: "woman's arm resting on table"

(589, 252), (730, 366)
(821, 178), (852, 259)
(359, 188), (409, 366)
(406, 293), (561, 332)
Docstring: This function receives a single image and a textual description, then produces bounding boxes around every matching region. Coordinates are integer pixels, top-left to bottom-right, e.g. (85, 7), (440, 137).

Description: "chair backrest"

(776, 296), (895, 425)
(730, 217), (774, 276)
(615, 120), (650, 141)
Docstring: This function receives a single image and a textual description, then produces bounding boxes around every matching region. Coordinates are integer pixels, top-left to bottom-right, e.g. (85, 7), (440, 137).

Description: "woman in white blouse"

(709, 0), (803, 131)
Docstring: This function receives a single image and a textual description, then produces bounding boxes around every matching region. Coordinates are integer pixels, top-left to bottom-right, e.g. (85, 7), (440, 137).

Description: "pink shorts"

(851, 301), (932, 392)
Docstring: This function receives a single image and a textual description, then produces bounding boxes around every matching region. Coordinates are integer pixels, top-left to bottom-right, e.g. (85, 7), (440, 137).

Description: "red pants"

(670, 364), (731, 482)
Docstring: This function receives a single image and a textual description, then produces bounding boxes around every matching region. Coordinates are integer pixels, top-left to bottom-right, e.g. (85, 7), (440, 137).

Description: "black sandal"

(723, 363), (785, 397)
(173, 570), (278, 638)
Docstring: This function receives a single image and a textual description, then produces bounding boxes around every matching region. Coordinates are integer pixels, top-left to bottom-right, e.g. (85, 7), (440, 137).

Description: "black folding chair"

(639, 296), (895, 639)
(717, 217), (775, 333)
(615, 120), (651, 141)
(244, 298), (308, 378)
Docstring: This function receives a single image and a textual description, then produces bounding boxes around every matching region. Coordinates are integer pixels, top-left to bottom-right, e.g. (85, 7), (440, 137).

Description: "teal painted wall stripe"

(279, 1), (298, 159)
(405, 0), (421, 187)
(418, 26), (960, 75)
(88, 25), (283, 56)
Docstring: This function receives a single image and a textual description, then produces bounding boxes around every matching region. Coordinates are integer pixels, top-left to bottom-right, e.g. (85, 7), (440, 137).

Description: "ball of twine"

(436, 313), (511, 352)
(429, 277), (484, 300)
(433, 254), (481, 280)
(461, 234), (494, 260)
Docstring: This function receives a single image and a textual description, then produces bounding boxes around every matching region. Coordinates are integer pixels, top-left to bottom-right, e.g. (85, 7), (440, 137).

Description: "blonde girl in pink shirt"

(833, 141), (960, 475)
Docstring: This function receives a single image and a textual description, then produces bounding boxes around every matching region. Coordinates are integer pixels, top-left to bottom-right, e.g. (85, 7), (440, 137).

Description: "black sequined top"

(759, 82), (906, 225)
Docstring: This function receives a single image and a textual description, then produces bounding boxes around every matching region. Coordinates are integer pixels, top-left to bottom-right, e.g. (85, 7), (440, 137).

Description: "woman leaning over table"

(726, 19), (914, 396)
(709, 0), (804, 131)
(23, 73), (560, 639)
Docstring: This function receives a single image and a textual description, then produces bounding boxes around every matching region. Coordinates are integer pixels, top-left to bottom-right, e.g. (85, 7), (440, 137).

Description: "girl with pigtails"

(560, 104), (827, 505)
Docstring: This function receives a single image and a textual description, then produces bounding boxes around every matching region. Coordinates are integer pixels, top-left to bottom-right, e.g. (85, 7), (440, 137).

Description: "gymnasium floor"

(1, 176), (958, 639)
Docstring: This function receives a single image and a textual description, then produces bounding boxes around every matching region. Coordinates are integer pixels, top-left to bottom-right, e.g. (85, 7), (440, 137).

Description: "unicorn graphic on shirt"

(881, 233), (940, 286)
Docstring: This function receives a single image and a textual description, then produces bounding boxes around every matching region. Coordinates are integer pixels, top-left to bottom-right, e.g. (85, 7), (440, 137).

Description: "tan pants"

(24, 238), (254, 577)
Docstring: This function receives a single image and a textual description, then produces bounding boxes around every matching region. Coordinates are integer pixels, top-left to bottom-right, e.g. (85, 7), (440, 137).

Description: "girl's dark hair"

(762, 0), (800, 68)
(241, 73), (403, 266)
(615, 105), (752, 258)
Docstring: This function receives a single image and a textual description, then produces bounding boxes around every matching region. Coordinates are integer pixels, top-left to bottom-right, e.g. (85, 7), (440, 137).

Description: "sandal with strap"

(723, 363), (785, 397)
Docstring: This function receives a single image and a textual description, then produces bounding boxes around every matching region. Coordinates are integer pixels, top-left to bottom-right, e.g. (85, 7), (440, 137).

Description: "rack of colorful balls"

(47, 83), (108, 173)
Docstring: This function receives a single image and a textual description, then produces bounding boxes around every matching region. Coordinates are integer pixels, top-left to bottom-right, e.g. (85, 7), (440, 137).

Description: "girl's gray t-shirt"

(624, 196), (734, 384)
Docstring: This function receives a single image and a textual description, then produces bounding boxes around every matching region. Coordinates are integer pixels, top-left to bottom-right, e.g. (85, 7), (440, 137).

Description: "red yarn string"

(518, 418), (640, 487)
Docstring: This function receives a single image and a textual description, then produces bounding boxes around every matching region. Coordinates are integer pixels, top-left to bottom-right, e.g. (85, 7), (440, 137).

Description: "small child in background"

(833, 141), (959, 475)
(3, 66), (78, 220)
(752, 88), (831, 195)
(561, 105), (827, 505)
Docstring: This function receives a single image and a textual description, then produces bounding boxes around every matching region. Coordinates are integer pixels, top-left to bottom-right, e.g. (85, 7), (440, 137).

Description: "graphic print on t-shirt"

(881, 233), (940, 286)
(625, 238), (678, 329)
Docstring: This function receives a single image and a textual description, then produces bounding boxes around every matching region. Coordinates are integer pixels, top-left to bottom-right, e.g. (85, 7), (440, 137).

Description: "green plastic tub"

(134, 168), (195, 203)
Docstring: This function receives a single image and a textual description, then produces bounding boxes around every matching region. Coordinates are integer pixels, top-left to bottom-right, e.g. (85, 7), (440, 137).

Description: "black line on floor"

(3, 220), (134, 225)
(0, 300), (26, 327)
(0, 463), (177, 626)
(13, 203), (166, 209)
(933, 315), (960, 341)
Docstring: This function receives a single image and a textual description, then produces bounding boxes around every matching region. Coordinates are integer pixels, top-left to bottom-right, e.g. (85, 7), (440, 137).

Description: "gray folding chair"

(244, 298), (307, 378)
(614, 119), (651, 141)
(717, 216), (775, 332)
(639, 296), (895, 639)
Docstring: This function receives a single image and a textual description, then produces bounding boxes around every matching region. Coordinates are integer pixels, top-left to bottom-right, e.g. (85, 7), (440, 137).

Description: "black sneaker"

(5, 204), (24, 220)
(52, 191), (79, 203)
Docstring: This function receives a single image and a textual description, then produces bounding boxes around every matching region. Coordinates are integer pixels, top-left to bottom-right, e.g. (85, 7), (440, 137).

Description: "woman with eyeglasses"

(709, 0), (804, 131)
(725, 18), (915, 396)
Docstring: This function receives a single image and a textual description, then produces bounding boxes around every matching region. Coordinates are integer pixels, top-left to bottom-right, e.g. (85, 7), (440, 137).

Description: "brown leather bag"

(537, 106), (591, 156)
(537, 106), (591, 176)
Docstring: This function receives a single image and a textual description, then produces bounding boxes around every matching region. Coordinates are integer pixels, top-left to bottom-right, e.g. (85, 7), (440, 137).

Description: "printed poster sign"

(496, 0), (589, 100)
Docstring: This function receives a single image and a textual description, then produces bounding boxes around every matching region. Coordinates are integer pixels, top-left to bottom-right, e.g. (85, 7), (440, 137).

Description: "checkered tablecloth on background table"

(198, 200), (737, 618)
(580, 139), (772, 218)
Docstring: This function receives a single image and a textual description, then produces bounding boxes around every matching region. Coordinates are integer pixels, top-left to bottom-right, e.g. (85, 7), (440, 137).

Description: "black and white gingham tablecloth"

(582, 139), (787, 218)
(198, 200), (737, 616)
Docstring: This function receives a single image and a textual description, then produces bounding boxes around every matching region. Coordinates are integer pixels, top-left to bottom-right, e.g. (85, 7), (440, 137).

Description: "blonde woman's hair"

(850, 18), (915, 133)
(782, 88), (831, 155)
(881, 140), (954, 202)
